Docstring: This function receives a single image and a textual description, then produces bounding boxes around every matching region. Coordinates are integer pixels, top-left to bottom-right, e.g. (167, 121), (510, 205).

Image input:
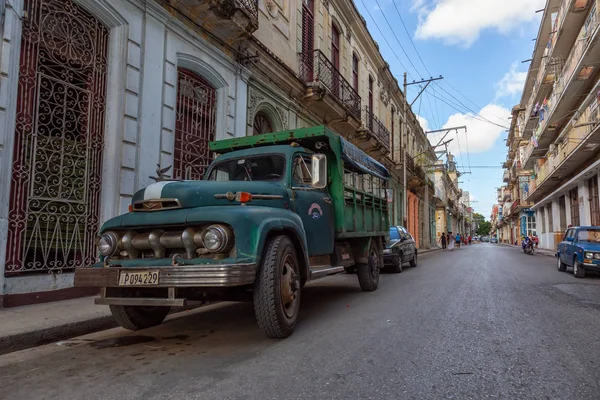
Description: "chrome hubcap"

(280, 254), (299, 318)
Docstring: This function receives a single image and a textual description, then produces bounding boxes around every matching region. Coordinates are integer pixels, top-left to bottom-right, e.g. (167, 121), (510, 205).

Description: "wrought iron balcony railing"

(299, 49), (361, 119)
(363, 107), (391, 150)
(235, 0), (258, 21)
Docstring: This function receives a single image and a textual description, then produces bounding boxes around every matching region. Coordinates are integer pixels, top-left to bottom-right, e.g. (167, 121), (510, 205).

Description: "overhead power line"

(426, 91), (510, 130)
(374, 0), (421, 78)
(434, 82), (510, 128)
(391, 0), (432, 76)
(359, 0), (415, 81)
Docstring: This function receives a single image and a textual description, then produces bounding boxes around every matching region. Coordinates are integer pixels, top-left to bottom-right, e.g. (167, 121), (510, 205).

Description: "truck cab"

(75, 126), (390, 338)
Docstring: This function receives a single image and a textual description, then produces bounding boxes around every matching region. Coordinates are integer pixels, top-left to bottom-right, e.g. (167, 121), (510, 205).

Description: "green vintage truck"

(75, 126), (390, 338)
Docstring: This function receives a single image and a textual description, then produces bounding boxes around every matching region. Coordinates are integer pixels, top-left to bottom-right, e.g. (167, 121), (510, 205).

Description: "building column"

(423, 188), (430, 248)
(579, 182), (591, 226)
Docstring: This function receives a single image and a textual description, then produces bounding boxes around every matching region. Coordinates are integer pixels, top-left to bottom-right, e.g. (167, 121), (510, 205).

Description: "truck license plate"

(118, 270), (159, 286)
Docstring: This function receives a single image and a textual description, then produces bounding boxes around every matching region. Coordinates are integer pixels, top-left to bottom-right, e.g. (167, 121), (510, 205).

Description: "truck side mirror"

(311, 154), (327, 189)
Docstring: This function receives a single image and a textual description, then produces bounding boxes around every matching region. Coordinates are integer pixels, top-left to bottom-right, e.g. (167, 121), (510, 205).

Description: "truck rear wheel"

(356, 240), (381, 291)
(253, 235), (301, 338)
(109, 305), (170, 331)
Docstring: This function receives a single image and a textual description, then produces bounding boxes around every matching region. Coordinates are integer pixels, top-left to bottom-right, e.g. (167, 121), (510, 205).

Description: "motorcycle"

(523, 241), (535, 255)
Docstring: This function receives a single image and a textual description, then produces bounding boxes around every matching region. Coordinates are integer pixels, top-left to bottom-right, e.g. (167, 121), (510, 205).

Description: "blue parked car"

(556, 226), (600, 278)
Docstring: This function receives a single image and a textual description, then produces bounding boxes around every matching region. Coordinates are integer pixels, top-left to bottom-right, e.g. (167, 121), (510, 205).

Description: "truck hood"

(131, 180), (288, 209)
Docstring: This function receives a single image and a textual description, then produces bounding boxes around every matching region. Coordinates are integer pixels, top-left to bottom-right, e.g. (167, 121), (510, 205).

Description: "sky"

(355, 0), (546, 219)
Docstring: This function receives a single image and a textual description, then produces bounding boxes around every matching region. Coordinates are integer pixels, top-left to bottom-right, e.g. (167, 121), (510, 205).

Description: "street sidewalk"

(0, 296), (115, 355)
(419, 246), (441, 255)
(1, 247), (444, 355)
(499, 242), (556, 258)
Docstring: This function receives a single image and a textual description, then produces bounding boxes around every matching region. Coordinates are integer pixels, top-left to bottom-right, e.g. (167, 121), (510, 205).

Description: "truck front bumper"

(74, 263), (257, 289)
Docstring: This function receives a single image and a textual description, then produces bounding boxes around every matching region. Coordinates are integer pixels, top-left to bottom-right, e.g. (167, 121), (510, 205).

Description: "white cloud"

(414, 0), (545, 47)
(427, 104), (510, 155)
(495, 62), (527, 99)
(416, 115), (430, 132)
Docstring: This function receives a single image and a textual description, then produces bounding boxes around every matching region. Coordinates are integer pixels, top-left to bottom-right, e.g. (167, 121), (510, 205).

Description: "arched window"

(301, 0), (315, 81)
(352, 53), (359, 92)
(368, 75), (374, 112)
(174, 68), (217, 180)
(331, 24), (340, 71)
(253, 111), (274, 135)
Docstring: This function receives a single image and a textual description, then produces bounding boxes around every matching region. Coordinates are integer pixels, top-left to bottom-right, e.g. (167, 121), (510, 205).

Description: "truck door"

(563, 228), (575, 265)
(291, 154), (334, 256)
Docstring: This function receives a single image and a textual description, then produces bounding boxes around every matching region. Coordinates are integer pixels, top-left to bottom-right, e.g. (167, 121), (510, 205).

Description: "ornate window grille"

(6, 0), (109, 274)
(174, 69), (217, 180)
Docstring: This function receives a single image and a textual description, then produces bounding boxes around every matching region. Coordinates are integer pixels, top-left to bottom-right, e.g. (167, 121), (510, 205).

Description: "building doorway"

(6, 0), (109, 274)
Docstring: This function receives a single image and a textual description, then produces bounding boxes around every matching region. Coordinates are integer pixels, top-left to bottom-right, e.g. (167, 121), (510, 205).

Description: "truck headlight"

(585, 252), (594, 259)
(202, 225), (232, 253)
(594, 253), (600, 259)
(98, 232), (119, 256)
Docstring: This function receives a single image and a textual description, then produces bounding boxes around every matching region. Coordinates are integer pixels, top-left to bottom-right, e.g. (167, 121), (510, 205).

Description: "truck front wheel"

(109, 305), (170, 331)
(253, 235), (301, 338)
(356, 240), (381, 292)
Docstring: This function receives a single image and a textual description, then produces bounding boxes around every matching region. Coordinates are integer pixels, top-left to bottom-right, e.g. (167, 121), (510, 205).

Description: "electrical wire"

(427, 90), (510, 129)
(391, 0), (432, 77)
(434, 82), (510, 129)
(359, 0), (415, 81)
(374, 0), (422, 78)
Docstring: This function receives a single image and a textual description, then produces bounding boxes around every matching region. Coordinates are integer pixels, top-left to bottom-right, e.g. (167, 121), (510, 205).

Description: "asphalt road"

(2, 243), (600, 400)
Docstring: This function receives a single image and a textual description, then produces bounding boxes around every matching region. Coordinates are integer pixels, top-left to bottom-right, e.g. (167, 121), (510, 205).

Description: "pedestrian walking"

(440, 233), (447, 249)
(468, 235), (472, 245)
(455, 232), (461, 249)
(447, 232), (454, 250)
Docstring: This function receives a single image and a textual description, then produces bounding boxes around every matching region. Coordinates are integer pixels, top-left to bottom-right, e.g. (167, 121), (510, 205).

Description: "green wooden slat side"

(209, 126), (336, 153)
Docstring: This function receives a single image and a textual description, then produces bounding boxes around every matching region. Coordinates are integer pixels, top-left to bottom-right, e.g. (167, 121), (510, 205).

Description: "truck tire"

(573, 258), (586, 278)
(253, 235), (301, 338)
(356, 240), (381, 291)
(109, 305), (170, 331)
(557, 255), (567, 272)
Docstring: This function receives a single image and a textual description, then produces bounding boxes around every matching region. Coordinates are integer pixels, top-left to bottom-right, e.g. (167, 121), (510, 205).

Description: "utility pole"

(402, 73), (444, 227)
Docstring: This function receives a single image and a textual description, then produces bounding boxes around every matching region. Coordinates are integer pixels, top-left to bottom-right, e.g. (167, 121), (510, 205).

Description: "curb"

(499, 243), (555, 258)
(0, 303), (211, 356)
(419, 247), (442, 255)
(0, 316), (116, 356)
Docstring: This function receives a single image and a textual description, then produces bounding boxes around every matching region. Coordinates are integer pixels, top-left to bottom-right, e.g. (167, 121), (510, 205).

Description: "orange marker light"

(128, 204), (133, 212)
(236, 192), (252, 203)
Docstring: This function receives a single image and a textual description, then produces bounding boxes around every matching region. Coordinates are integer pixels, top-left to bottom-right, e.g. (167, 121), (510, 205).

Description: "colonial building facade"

(0, 0), (252, 305)
(0, 0), (436, 305)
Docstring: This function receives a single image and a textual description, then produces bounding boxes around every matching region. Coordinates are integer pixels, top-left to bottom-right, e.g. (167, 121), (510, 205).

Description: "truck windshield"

(577, 228), (600, 243)
(206, 155), (286, 182)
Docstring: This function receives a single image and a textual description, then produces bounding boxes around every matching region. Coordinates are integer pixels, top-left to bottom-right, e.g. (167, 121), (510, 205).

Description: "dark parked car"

(490, 237), (498, 243)
(383, 226), (417, 273)
(557, 226), (600, 278)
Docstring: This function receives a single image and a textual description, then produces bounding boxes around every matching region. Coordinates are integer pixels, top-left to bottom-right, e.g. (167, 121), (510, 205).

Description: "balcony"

(354, 107), (391, 156)
(299, 50), (362, 124)
(525, 81), (600, 202)
(522, 0), (595, 141)
(404, 154), (427, 189)
(503, 169), (510, 183)
(164, 0), (259, 41)
(523, 4), (600, 168)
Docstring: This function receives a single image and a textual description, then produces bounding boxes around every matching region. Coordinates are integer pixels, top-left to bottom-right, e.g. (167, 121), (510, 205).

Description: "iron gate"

(6, 0), (109, 274)
(174, 69), (216, 180)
